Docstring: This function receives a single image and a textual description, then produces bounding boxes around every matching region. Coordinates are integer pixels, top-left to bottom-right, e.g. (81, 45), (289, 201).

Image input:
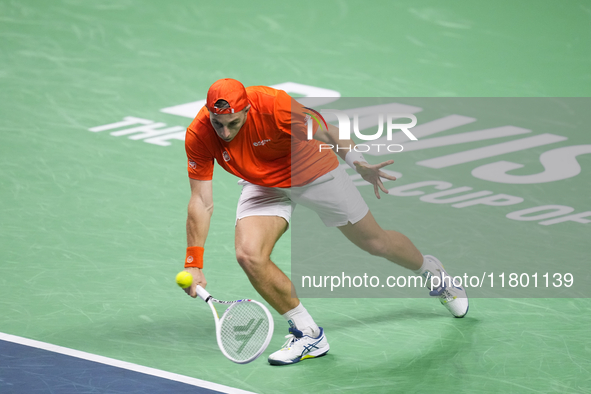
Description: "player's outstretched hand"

(354, 160), (397, 199)
(183, 267), (207, 298)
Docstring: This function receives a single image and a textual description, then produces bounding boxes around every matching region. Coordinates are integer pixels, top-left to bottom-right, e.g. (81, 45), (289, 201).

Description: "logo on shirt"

(188, 160), (197, 169)
(223, 151), (231, 161)
(253, 139), (271, 147)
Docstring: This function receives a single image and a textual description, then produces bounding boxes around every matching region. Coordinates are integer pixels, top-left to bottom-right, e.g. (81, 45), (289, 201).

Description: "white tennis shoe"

(268, 327), (329, 365)
(422, 255), (469, 318)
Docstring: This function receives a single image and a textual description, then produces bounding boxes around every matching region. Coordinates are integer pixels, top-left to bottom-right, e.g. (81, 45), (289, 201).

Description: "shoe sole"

(268, 344), (330, 366)
(440, 291), (469, 318)
(453, 303), (469, 318)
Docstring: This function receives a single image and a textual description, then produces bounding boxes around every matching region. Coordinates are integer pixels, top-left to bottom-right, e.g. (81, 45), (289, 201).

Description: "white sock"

(282, 302), (320, 337)
(412, 255), (444, 288)
(412, 255), (431, 275)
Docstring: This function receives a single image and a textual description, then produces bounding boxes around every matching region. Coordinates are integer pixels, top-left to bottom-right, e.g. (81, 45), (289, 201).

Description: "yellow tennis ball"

(176, 271), (193, 289)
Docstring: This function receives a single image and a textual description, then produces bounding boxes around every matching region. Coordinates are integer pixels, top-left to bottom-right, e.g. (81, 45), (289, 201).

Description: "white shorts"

(236, 166), (369, 227)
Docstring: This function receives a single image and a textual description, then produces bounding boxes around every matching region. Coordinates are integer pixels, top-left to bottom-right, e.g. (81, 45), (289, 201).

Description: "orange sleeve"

(185, 124), (214, 181)
(273, 90), (318, 140)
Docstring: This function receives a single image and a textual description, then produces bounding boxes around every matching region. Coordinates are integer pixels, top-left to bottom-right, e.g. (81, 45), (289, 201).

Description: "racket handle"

(195, 285), (211, 302)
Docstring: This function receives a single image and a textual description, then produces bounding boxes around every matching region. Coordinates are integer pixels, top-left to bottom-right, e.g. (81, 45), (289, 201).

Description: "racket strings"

(219, 301), (271, 362)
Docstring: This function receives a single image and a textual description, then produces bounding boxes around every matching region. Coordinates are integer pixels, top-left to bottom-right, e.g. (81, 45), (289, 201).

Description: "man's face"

(209, 105), (250, 142)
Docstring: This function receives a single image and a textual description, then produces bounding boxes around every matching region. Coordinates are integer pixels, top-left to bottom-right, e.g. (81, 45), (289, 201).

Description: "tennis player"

(181, 78), (468, 365)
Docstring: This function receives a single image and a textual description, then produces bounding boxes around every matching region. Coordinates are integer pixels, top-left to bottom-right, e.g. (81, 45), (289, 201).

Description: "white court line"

(0, 332), (257, 394)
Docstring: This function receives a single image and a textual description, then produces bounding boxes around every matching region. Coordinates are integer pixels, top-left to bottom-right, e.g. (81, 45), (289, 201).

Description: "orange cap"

(206, 78), (249, 115)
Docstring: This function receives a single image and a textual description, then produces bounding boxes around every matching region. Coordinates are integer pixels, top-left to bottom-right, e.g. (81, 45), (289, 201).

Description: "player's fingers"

(188, 284), (197, 298)
(184, 286), (194, 298)
(373, 182), (381, 199)
(378, 178), (389, 194)
(379, 171), (397, 181)
(376, 160), (394, 169)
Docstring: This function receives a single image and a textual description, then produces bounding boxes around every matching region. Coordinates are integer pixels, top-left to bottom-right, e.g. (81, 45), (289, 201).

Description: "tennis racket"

(195, 285), (274, 364)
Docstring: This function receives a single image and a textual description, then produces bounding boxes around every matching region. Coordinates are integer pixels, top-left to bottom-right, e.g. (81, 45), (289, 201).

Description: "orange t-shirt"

(185, 86), (339, 187)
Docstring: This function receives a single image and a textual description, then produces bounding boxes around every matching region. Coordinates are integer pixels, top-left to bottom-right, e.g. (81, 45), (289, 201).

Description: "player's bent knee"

(235, 248), (270, 273)
(359, 238), (389, 258)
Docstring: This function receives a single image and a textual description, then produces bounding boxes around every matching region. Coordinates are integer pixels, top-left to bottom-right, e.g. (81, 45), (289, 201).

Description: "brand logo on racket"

(233, 318), (264, 354)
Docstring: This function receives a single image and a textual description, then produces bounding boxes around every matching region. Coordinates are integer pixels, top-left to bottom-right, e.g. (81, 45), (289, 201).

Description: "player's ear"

(243, 104), (251, 114)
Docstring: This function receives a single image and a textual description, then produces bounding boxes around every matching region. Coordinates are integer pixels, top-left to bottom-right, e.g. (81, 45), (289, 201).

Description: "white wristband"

(345, 151), (367, 172)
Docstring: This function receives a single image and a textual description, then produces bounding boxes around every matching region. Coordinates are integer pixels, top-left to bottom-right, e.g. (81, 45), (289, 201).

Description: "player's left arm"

(314, 122), (397, 199)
